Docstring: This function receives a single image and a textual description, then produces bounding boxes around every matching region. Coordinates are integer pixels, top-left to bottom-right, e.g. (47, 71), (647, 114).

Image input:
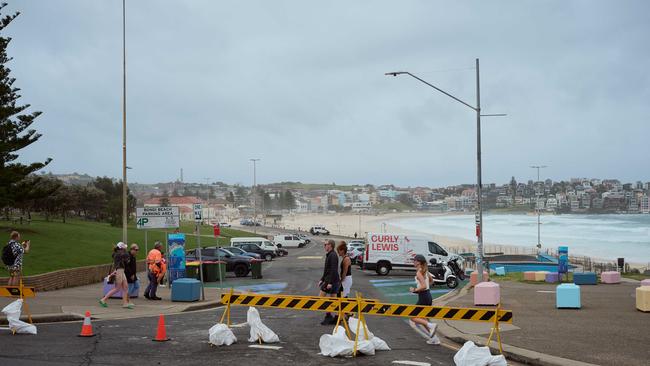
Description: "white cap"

(116, 242), (127, 249)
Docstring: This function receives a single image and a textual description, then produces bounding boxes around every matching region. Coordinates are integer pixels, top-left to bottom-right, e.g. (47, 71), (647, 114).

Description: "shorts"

(321, 281), (340, 295)
(416, 290), (432, 306)
(340, 276), (353, 298)
(6, 267), (21, 278)
(114, 268), (127, 286)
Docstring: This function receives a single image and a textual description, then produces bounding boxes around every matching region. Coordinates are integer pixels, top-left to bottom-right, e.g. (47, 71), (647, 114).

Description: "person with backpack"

(3, 231), (30, 286)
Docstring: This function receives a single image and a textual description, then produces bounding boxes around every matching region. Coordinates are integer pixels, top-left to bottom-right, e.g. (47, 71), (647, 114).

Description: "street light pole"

(121, 0), (128, 244)
(250, 158), (260, 233)
(385, 58), (505, 283)
(530, 165), (548, 249)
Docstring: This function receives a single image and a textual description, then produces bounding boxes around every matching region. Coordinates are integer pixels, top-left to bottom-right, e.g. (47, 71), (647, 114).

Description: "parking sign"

(193, 203), (202, 222)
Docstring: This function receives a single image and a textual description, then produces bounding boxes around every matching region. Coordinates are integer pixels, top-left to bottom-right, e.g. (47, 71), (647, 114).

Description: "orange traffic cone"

(78, 311), (95, 337)
(152, 314), (170, 342)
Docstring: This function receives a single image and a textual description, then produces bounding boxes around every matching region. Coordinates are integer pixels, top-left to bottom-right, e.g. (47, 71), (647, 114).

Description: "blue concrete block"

(103, 278), (140, 298)
(573, 272), (597, 285)
(495, 267), (506, 276)
(171, 278), (202, 302)
(556, 283), (581, 308)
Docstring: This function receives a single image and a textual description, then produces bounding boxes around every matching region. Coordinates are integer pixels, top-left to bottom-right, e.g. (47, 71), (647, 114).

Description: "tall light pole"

(204, 177), (211, 223)
(250, 158), (260, 232)
(530, 165), (548, 250)
(386, 59), (505, 283)
(121, 0), (128, 243)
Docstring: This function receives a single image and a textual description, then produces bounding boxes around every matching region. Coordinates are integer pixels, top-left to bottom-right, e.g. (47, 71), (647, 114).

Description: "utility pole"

(121, 0), (128, 244)
(204, 177), (211, 223)
(530, 165), (548, 249)
(250, 158), (260, 233)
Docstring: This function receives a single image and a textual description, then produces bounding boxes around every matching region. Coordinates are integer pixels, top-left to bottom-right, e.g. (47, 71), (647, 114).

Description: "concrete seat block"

(573, 272), (597, 285)
(523, 271), (536, 281)
(171, 278), (201, 302)
(600, 271), (621, 284)
(639, 279), (650, 287)
(636, 286), (650, 312)
(495, 267), (506, 276)
(474, 281), (500, 306)
(534, 271), (549, 281)
(556, 283), (581, 309)
(545, 272), (559, 283)
(470, 271), (489, 286)
(102, 278), (140, 298)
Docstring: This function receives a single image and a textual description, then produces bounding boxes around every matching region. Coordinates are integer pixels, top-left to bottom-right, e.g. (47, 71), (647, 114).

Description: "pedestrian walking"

(124, 243), (139, 296)
(99, 242), (134, 309)
(2, 231), (30, 286)
(354, 232), (357, 239)
(337, 241), (353, 298)
(319, 239), (340, 325)
(145, 241), (163, 300)
(408, 254), (438, 343)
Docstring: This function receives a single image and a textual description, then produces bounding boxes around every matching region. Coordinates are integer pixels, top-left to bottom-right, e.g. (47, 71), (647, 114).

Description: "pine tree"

(0, 4), (51, 212)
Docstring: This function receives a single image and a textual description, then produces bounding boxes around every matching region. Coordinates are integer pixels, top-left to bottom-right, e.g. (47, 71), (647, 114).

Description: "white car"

(273, 234), (306, 248)
(219, 222), (231, 227)
(310, 226), (330, 235)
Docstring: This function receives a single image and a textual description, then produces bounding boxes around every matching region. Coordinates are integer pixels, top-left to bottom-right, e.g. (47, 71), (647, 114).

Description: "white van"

(273, 234), (306, 248)
(230, 237), (279, 253)
(362, 232), (460, 276)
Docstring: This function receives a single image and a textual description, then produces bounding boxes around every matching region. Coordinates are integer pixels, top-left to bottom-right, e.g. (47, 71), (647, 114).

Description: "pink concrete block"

(534, 271), (549, 281)
(474, 281), (500, 306)
(470, 271), (489, 286)
(523, 271), (536, 281)
(601, 271), (621, 284)
(640, 279), (650, 287)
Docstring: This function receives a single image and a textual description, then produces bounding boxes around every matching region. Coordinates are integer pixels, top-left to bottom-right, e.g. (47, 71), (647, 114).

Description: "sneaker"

(144, 293), (150, 300)
(122, 304), (134, 309)
(427, 335), (441, 345)
(320, 314), (333, 325)
(98, 300), (108, 308)
(152, 296), (162, 301)
(428, 323), (437, 338)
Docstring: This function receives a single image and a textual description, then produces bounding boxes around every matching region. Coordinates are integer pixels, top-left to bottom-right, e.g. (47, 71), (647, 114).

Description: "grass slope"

(0, 219), (260, 276)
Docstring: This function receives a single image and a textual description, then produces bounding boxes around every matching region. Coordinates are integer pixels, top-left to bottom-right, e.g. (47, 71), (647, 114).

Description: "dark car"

(232, 242), (276, 261)
(185, 247), (252, 277)
(223, 246), (262, 260)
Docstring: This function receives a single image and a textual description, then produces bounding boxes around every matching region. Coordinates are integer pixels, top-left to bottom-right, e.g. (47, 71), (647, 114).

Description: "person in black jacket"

(319, 239), (340, 325)
(125, 244), (139, 284)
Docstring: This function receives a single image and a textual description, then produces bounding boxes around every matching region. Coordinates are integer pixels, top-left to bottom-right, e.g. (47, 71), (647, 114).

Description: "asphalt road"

(0, 230), (460, 366)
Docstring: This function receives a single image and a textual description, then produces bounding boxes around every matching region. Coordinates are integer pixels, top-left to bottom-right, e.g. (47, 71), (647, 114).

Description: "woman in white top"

(409, 254), (438, 341)
(337, 242), (353, 298)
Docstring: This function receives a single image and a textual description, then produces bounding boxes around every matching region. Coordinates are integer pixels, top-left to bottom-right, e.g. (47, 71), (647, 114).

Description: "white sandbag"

(208, 323), (237, 346)
(347, 317), (390, 351)
(246, 307), (280, 343)
(1, 299), (37, 335)
(319, 326), (375, 357)
(453, 341), (507, 366)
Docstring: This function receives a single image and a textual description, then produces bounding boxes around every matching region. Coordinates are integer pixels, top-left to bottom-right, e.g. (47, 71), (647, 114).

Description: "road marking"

(297, 256), (323, 259)
(230, 322), (248, 328)
(392, 361), (431, 366)
(536, 290), (555, 293)
(249, 345), (283, 350)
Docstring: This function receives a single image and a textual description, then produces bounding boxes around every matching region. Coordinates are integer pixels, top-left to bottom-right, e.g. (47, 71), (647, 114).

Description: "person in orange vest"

(145, 241), (163, 300)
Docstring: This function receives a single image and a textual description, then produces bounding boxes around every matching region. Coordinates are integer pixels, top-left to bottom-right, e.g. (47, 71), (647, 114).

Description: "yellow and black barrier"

(220, 292), (512, 323)
(0, 286), (36, 298)
(218, 289), (512, 355)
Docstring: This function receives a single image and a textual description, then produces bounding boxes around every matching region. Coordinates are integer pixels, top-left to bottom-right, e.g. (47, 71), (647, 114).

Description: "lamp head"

(384, 71), (406, 77)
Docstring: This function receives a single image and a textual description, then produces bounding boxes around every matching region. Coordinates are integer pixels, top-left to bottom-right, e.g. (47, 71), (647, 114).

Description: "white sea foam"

(389, 213), (650, 262)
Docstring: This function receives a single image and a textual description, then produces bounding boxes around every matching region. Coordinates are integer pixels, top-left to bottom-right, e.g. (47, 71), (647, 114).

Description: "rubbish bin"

(185, 264), (200, 280)
(251, 259), (263, 279)
(202, 262), (218, 282)
(216, 261), (226, 281)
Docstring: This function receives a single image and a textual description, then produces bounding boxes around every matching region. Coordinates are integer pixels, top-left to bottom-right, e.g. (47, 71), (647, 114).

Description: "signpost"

(193, 204), (205, 300)
(558, 246), (569, 282)
(136, 206), (180, 262)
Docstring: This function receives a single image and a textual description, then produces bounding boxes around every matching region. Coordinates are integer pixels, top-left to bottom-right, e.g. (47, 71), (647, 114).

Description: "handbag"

(106, 265), (116, 284)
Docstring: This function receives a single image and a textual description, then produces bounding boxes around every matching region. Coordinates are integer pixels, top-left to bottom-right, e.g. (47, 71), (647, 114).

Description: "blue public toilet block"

(556, 283), (581, 309)
(171, 278), (202, 302)
(573, 272), (597, 285)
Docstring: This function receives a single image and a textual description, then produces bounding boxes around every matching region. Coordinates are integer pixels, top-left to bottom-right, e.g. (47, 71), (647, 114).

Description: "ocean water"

(389, 213), (650, 263)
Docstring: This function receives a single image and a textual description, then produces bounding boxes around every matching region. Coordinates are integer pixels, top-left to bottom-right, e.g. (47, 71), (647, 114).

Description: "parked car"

(273, 234), (306, 248)
(310, 225), (330, 235)
(230, 237), (283, 257)
(347, 240), (365, 250)
(231, 241), (277, 261)
(348, 246), (365, 264)
(294, 233), (311, 244)
(219, 222), (232, 227)
(222, 246), (261, 260)
(185, 247), (252, 277)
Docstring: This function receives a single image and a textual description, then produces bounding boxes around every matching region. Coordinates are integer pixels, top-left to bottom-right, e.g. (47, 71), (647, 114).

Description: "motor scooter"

(446, 257), (466, 281)
(428, 258), (458, 289)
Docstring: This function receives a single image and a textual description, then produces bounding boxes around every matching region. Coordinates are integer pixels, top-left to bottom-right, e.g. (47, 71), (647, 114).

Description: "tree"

(160, 197), (170, 207)
(0, 5), (51, 215)
(283, 190), (296, 210)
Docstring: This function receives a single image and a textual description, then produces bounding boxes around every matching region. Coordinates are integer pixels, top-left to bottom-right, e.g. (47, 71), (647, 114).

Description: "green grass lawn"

(0, 218), (259, 276)
(621, 273), (650, 281)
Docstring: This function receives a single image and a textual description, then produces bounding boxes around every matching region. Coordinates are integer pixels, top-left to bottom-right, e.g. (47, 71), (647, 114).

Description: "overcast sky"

(8, 1), (650, 187)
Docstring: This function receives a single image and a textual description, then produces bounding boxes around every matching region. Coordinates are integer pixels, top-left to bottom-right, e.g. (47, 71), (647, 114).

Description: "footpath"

(0, 272), (226, 324)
